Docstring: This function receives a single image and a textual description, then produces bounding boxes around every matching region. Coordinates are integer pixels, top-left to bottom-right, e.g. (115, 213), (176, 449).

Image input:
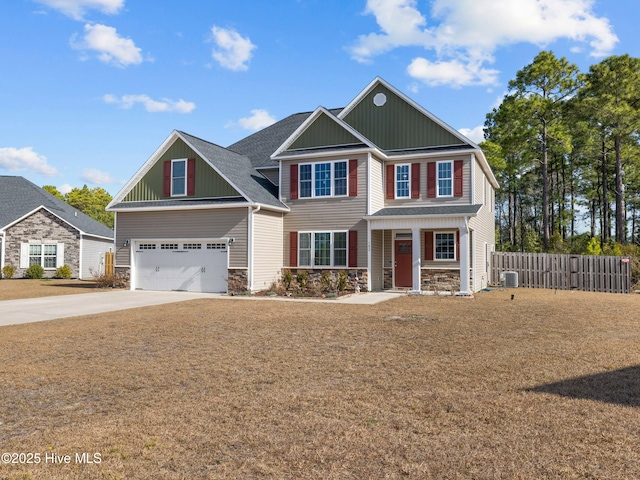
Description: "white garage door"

(133, 240), (228, 293)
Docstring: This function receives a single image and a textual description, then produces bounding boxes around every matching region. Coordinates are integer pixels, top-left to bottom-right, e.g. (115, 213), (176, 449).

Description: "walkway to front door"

(394, 239), (412, 288)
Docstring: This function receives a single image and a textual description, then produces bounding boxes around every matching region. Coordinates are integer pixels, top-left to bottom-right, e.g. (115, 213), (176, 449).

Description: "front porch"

(365, 205), (482, 295)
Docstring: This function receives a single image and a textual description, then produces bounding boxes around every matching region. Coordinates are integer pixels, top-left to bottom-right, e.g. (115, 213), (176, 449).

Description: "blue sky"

(1, 0), (638, 196)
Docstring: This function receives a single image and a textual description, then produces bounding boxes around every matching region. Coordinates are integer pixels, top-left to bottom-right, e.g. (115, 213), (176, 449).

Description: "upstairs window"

(437, 161), (452, 197)
(396, 164), (410, 198)
(298, 161), (348, 198)
(172, 159), (186, 196)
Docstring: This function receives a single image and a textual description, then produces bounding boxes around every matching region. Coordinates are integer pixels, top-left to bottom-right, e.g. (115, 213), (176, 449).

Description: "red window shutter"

(349, 159), (358, 197)
(454, 160), (464, 197)
(187, 158), (196, 196)
(289, 231), (298, 267)
(425, 231), (434, 261)
(411, 163), (420, 198)
(456, 230), (460, 261)
(163, 160), (171, 197)
(290, 164), (298, 200)
(349, 230), (358, 268)
(427, 162), (436, 198)
(386, 164), (394, 199)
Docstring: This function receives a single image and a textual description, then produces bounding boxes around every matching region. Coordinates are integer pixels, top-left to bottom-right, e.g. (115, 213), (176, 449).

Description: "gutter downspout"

(0, 231), (5, 271)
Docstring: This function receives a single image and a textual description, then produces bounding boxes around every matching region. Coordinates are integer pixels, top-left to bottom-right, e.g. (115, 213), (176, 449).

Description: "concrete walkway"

(0, 290), (404, 327)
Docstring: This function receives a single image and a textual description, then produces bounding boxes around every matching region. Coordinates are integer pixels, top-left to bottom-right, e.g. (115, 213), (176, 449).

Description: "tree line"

(483, 51), (640, 255)
(44, 185), (114, 230)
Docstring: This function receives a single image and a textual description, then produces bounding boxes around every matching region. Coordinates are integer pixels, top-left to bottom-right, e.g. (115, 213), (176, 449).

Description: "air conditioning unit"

(503, 271), (518, 288)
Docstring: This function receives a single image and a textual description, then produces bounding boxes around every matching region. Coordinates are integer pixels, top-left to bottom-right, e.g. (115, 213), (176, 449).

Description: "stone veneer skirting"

(284, 269), (369, 293)
(421, 269), (460, 292)
(227, 268), (248, 293)
(383, 267), (461, 292)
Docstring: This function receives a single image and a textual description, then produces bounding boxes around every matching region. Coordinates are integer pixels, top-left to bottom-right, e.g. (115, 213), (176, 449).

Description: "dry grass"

(1, 289), (639, 479)
(0, 279), (100, 301)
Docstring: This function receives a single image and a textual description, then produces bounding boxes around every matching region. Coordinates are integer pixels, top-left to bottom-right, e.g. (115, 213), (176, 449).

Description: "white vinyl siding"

(251, 209), (283, 291)
(81, 236), (114, 279)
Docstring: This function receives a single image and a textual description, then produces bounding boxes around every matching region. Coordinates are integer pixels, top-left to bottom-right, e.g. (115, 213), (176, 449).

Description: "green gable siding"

(123, 139), (240, 201)
(343, 84), (465, 151)
(288, 112), (362, 151)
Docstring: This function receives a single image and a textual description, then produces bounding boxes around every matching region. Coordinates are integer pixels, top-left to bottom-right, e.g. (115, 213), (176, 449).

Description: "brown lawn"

(0, 279), (100, 301)
(0, 289), (639, 479)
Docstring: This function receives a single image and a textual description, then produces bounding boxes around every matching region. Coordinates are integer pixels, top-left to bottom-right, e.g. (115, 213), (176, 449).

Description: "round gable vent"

(373, 92), (387, 107)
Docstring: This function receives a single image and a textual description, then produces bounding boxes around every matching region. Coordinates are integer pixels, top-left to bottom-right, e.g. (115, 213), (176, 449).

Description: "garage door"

(133, 240), (228, 293)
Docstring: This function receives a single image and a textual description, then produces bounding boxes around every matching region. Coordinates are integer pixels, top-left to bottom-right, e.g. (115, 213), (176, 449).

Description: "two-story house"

(107, 77), (498, 294)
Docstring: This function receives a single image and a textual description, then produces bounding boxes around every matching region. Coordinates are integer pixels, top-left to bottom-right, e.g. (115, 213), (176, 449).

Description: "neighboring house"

(107, 77), (498, 294)
(0, 176), (114, 279)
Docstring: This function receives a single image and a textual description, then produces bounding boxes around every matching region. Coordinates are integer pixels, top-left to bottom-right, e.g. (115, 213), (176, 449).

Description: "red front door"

(394, 240), (413, 288)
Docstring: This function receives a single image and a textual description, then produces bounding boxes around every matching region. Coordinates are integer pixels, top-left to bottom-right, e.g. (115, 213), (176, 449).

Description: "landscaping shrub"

(296, 271), (308, 290)
(25, 264), (44, 279)
(282, 269), (293, 290)
(92, 271), (127, 289)
(55, 264), (73, 279)
(1, 265), (15, 279)
(337, 271), (348, 291)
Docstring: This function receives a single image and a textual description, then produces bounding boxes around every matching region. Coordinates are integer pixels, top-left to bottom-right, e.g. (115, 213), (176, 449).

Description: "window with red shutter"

(163, 160), (171, 197)
(349, 230), (358, 268)
(289, 231), (298, 267)
(349, 159), (358, 196)
(290, 164), (298, 200)
(386, 164), (394, 199)
(454, 159), (463, 197)
(411, 163), (420, 198)
(187, 158), (196, 196)
(427, 162), (436, 198)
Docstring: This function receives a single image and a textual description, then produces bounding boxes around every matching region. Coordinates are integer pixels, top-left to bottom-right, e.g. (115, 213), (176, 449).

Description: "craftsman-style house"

(107, 78), (498, 294)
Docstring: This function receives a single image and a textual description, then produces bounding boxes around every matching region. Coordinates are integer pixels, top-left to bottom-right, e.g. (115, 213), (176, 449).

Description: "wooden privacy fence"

(105, 252), (114, 276)
(491, 252), (632, 294)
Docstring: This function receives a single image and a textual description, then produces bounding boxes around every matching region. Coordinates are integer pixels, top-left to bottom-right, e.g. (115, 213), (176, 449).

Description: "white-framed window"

(299, 161), (348, 198)
(171, 159), (187, 197)
(26, 243), (60, 270)
(435, 232), (456, 260)
(396, 164), (410, 198)
(298, 231), (348, 267)
(437, 161), (453, 197)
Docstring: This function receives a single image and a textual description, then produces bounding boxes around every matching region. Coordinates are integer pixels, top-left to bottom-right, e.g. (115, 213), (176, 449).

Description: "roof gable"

(109, 131), (287, 211)
(123, 138), (240, 202)
(339, 77), (473, 152)
(0, 176), (113, 239)
(288, 109), (364, 151)
(273, 107), (374, 158)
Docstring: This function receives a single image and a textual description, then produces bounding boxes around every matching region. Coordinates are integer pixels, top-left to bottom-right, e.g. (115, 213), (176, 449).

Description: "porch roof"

(366, 204), (482, 219)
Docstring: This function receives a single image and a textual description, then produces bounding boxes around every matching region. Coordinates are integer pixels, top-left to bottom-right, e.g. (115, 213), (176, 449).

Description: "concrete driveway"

(0, 290), (404, 327)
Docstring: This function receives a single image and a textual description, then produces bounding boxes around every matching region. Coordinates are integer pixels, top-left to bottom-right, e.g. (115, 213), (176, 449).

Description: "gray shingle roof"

(0, 176), (114, 238)
(369, 205), (482, 217)
(177, 132), (287, 210)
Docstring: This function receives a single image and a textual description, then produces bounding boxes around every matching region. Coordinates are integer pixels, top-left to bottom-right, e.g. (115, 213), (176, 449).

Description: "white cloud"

(458, 126), (485, 144)
(226, 109), (276, 131)
(0, 147), (60, 177)
(407, 57), (499, 87)
(209, 26), (256, 71)
(239, 109), (276, 130)
(33, 0), (124, 20)
(59, 183), (73, 194)
(349, 0), (618, 87)
(71, 23), (143, 67)
(103, 94), (196, 113)
(80, 168), (121, 185)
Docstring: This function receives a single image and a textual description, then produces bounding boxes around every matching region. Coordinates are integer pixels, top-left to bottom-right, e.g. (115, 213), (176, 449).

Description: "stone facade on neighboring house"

(4, 208), (80, 278)
(0, 176), (114, 279)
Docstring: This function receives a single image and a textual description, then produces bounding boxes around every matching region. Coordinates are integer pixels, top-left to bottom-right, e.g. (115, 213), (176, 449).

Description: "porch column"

(458, 222), (471, 295)
(412, 227), (421, 294)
